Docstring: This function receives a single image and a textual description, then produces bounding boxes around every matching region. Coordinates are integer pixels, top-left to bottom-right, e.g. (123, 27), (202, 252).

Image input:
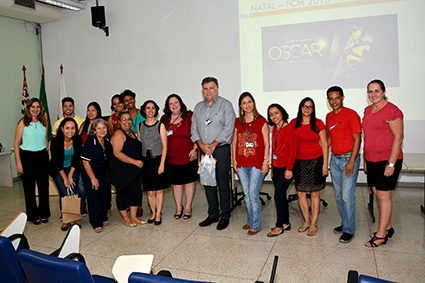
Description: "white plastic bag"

(199, 154), (217, 186)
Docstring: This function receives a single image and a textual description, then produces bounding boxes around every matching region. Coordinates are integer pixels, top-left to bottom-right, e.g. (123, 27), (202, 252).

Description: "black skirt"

(142, 154), (171, 191)
(293, 156), (326, 192)
(168, 160), (199, 185)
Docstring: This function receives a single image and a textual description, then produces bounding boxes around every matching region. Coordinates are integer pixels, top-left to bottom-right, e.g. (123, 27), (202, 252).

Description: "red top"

(271, 123), (297, 171)
(110, 113), (119, 133)
(326, 107), (361, 154)
(234, 116), (267, 170)
(161, 111), (195, 165)
(362, 102), (403, 162)
(290, 118), (325, 160)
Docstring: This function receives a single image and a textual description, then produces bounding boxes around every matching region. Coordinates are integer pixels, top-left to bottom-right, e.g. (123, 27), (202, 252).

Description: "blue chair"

(129, 272), (213, 283)
(0, 236), (26, 283)
(348, 270), (395, 283)
(17, 249), (115, 283)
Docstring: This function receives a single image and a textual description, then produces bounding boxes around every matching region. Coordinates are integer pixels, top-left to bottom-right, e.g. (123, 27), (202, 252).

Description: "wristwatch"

(388, 162), (395, 168)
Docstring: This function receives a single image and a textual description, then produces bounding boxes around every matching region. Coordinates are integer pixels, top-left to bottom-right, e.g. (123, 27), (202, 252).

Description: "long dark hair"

(295, 97), (319, 134)
(161, 94), (190, 122)
(82, 102), (102, 134)
(267, 103), (289, 127)
(55, 117), (79, 143)
(22, 98), (47, 127)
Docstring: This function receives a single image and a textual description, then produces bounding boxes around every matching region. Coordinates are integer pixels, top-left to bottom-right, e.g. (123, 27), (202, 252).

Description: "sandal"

(370, 227), (395, 238)
(365, 235), (387, 247)
(130, 218), (147, 225)
(298, 223), (310, 233)
(94, 227), (103, 233)
(267, 227), (284, 237)
(174, 206), (184, 219)
(307, 225), (317, 236)
(122, 220), (137, 227)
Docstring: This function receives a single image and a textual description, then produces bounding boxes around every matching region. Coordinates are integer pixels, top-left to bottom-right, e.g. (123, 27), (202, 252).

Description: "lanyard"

(168, 114), (182, 130)
(243, 118), (255, 139)
(273, 122), (285, 152)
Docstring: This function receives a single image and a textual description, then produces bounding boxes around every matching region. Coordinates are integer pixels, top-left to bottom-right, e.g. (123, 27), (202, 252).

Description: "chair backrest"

(50, 224), (81, 258)
(0, 236), (26, 283)
(128, 272), (213, 283)
(0, 212), (27, 250)
(358, 274), (395, 283)
(17, 249), (95, 283)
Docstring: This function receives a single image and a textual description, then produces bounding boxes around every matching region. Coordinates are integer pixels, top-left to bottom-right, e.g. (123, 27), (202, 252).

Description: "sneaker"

(333, 225), (343, 234)
(81, 208), (88, 217)
(339, 233), (354, 243)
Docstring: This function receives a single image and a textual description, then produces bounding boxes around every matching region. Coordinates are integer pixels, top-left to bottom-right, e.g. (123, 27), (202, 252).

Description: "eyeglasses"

(302, 105), (313, 110)
(120, 118), (131, 121)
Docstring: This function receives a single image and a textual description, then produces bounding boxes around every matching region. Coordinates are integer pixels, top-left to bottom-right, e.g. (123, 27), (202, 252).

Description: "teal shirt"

(63, 145), (74, 168)
(131, 112), (146, 133)
(20, 121), (46, 151)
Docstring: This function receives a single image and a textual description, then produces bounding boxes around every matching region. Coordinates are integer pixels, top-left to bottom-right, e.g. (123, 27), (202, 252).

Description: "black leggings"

(115, 177), (142, 210)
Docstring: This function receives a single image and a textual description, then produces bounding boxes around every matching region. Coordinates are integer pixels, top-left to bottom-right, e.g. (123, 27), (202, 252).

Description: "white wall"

(41, 0), (241, 119)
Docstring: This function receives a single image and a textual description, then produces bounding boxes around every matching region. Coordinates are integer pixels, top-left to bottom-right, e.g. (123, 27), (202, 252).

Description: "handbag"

(199, 154), (217, 186)
(61, 188), (81, 224)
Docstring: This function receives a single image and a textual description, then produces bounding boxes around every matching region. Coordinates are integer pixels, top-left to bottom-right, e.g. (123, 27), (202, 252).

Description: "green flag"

(39, 74), (52, 141)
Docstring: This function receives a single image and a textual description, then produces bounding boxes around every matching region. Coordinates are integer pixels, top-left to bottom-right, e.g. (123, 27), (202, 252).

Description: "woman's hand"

(158, 163), (164, 175)
(91, 178), (100, 190)
(134, 160), (143, 168)
(62, 176), (71, 189)
(233, 160), (239, 173)
(17, 162), (23, 174)
(285, 170), (293, 180)
(322, 164), (329, 176)
(188, 148), (198, 161)
(262, 163), (269, 175)
(67, 176), (76, 189)
(384, 165), (395, 177)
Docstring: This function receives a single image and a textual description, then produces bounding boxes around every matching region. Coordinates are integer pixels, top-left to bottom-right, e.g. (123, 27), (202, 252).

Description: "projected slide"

(262, 14), (399, 91)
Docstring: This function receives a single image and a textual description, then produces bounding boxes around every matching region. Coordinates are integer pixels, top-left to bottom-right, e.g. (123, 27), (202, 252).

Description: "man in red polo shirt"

(326, 86), (361, 243)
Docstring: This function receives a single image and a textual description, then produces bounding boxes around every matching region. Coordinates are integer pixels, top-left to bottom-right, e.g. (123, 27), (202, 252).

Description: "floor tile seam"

(151, 225), (199, 268)
(373, 249), (425, 257)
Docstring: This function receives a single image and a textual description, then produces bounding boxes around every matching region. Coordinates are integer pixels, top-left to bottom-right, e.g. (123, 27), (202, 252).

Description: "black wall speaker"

(91, 6), (106, 28)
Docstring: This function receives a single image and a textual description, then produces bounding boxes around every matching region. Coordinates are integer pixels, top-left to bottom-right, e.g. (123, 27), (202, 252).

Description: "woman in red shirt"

(232, 92), (269, 235)
(362, 79), (403, 247)
(290, 97), (328, 236)
(266, 103), (296, 237)
(161, 94), (198, 220)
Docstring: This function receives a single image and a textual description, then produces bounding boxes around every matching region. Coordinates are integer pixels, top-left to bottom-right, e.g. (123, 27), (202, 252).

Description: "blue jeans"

(53, 167), (80, 210)
(237, 167), (264, 231)
(330, 154), (360, 235)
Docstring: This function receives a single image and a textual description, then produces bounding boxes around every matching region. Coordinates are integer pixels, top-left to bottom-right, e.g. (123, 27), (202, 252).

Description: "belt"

(334, 152), (352, 159)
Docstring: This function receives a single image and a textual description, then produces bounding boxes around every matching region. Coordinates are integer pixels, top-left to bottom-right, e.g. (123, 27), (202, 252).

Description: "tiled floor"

(1, 181), (424, 282)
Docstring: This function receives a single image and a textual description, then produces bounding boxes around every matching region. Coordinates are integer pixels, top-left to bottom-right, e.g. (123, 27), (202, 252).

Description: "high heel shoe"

(365, 235), (387, 248)
(154, 218), (162, 226)
(183, 207), (192, 220)
(147, 218), (155, 224)
(174, 206), (184, 219)
(370, 227), (395, 238)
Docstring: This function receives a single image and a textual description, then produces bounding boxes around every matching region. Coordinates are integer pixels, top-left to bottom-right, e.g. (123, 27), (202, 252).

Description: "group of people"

(14, 77), (403, 248)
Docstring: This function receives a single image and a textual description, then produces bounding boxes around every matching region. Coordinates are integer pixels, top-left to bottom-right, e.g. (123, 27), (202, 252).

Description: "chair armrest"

(8, 233), (30, 250)
(64, 252), (86, 263)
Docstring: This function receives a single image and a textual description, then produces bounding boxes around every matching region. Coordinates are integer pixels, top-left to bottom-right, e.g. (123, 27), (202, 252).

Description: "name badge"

(205, 118), (212, 126)
(167, 130), (173, 136)
(273, 154), (278, 160)
(245, 142), (254, 148)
